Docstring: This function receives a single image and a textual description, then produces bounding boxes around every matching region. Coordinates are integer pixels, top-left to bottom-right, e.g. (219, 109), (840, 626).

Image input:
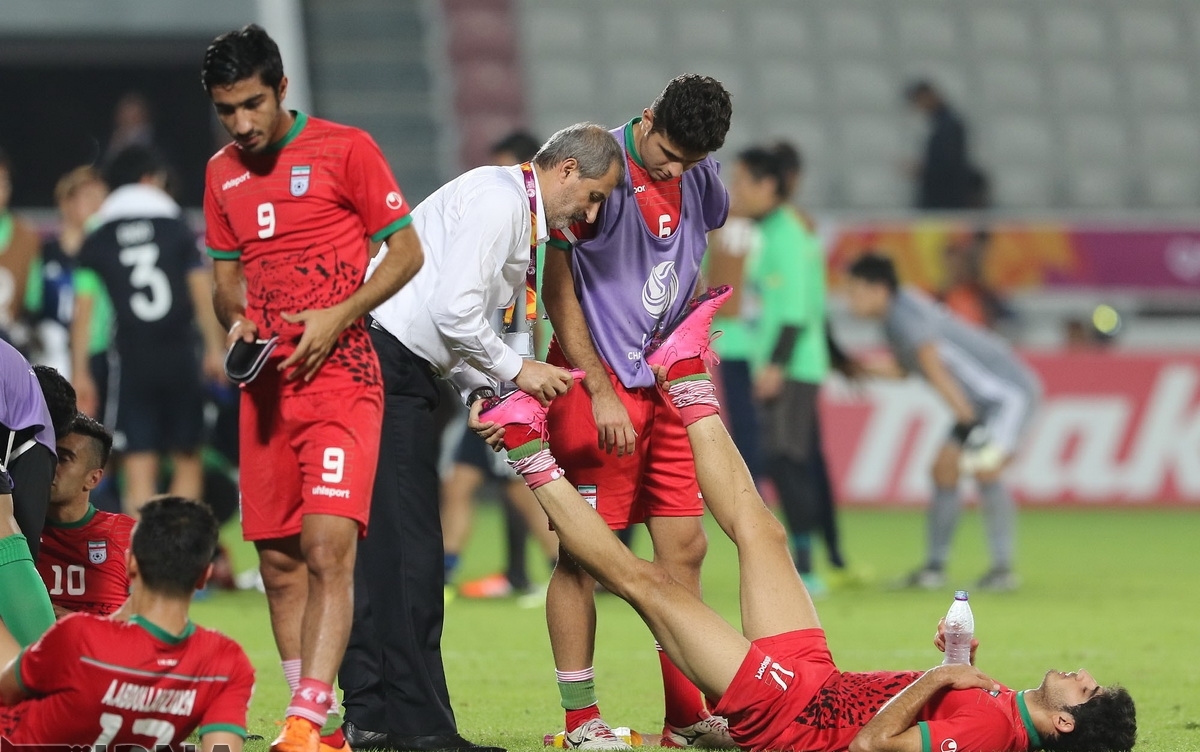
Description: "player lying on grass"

(476, 287), (1136, 752)
(0, 496), (254, 752)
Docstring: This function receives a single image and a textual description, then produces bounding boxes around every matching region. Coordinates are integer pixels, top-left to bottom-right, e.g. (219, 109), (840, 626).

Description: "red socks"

(659, 645), (707, 728)
(286, 678), (334, 728)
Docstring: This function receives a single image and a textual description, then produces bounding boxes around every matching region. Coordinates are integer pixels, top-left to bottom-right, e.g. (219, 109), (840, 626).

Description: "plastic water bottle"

(942, 590), (975, 665)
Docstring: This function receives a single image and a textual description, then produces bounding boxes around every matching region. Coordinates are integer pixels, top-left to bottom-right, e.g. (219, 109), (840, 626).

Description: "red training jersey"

(203, 111), (412, 393)
(37, 505), (134, 616)
(550, 117), (683, 250)
(2, 612), (255, 748)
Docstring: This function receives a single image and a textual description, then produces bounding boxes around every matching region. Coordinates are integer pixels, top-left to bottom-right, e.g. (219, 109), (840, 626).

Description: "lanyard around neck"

(504, 162), (540, 328)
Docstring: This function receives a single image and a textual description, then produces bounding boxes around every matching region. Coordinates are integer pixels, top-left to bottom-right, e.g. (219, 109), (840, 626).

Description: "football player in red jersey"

(38, 414), (133, 617)
(483, 337), (1137, 752)
(200, 25), (424, 752)
(0, 496), (254, 752)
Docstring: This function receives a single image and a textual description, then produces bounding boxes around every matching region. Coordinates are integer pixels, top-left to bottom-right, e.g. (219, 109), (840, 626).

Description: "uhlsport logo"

(941, 739), (958, 752)
(88, 540), (107, 564)
(312, 485), (350, 499)
(641, 261), (679, 317)
(290, 165), (311, 196)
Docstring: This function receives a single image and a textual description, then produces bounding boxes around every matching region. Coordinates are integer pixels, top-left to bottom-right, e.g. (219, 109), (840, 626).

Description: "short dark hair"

(770, 141), (803, 192)
(103, 145), (167, 190)
(737, 146), (790, 200)
(201, 24), (285, 93)
(905, 78), (938, 101)
(847, 252), (899, 293)
(1042, 686), (1136, 752)
(68, 413), (113, 468)
(32, 366), (77, 440)
(649, 74), (732, 155)
(132, 496), (219, 598)
(490, 130), (541, 163)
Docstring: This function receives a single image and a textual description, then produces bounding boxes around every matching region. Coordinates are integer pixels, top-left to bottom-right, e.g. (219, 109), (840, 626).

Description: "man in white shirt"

(338, 122), (624, 752)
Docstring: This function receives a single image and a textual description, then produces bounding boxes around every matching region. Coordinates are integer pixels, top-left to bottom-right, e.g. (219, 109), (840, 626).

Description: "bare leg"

(441, 463), (484, 560)
(122, 452), (159, 515)
(257, 534), (306, 663)
(299, 514), (358, 683)
(506, 479), (559, 561)
(545, 546), (598, 673)
(534, 479), (748, 699)
(167, 450), (204, 503)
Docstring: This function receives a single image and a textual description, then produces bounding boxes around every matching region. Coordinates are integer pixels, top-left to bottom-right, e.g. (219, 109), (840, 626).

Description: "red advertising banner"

(820, 351), (1200, 505)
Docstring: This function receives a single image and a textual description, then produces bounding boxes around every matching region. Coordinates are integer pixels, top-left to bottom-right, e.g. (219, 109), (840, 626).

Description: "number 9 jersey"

(0, 612), (254, 749)
(203, 111), (412, 394)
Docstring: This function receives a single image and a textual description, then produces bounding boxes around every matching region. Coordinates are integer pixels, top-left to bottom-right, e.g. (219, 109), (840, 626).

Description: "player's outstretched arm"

(541, 246), (637, 456)
(189, 267), (231, 383)
(916, 342), (976, 424)
(279, 224), (423, 381)
(850, 665), (998, 752)
(201, 730), (244, 752)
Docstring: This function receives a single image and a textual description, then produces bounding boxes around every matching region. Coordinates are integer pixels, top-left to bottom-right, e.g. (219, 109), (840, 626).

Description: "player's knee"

(931, 452), (960, 486)
(659, 524), (708, 570)
(302, 537), (355, 579)
(551, 551), (594, 584)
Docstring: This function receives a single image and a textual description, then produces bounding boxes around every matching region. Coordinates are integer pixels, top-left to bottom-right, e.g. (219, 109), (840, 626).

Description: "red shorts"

(239, 371), (383, 541)
(712, 629), (837, 752)
(546, 353), (701, 529)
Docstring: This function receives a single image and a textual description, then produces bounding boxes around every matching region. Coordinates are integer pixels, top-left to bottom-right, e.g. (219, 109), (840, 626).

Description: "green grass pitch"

(197, 504), (1200, 752)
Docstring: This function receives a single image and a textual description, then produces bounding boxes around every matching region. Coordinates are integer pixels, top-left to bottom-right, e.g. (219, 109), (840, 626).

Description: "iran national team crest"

(88, 540), (107, 564)
(290, 165), (311, 196)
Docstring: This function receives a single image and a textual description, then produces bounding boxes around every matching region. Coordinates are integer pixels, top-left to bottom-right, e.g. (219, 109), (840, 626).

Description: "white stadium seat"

(524, 4), (590, 53)
(1116, 7), (1183, 54)
(1137, 116), (1200, 163)
(983, 116), (1055, 163)
(1065, 167), (1127, 208)
(970, 7), (1034, 53)
(676, 8), (739, 53)
(838, 116), (907, 163)
(757, 61), (822, 110)
(746, 6), (812, 54)
(763, 115), (830, 159)
(977, 59), (1043, 107)
(600, 6), (661, 54)
(991, 165), (1055, 208)
(895, 5), (959, 53)
(1143, 168), (1200, 207)
(822, 5), (885, 52)
(1051, 63), (1119, 108)
(1127, 62), (1192, 110)
(843, 166), (909, 209)
(831, 62), (894, 110)
(1060, 115), (1128, 162)
(1041, 5), (1109, 55)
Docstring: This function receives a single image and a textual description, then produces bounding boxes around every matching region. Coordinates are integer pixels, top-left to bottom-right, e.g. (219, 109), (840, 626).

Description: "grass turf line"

(196, 505), (1200, 752)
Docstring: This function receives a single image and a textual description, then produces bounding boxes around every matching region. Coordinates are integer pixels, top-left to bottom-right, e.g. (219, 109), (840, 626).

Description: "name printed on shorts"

(101, 679), (197, 716)
(312, 485), (351, 499)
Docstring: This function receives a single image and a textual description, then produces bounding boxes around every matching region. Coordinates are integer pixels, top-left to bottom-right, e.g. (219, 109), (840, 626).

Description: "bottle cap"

(954, 589), (969, 600)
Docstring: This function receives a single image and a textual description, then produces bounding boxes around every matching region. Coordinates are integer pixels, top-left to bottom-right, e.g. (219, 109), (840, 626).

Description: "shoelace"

(584, 720), (621, 742)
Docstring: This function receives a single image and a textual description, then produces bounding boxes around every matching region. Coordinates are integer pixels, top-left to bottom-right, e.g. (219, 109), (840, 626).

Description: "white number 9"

(257, 202), (276, 239)
(321, 447), (345, 484)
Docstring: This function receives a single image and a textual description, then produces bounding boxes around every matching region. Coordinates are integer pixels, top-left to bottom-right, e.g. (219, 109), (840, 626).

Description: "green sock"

(557, 677), (598, 710)
(0, 534), (56, 646)
(507, 438), (548, 462)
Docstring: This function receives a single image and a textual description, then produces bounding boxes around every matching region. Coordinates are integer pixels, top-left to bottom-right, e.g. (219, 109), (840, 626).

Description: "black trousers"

(9, 442), (55, 561)
(339, 327), (457, 735)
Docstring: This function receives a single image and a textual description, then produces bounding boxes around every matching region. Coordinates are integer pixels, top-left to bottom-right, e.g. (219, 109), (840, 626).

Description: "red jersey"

(37, 505), (134, 616)
(2, 613), (254, 748)
(549, 117), (683, 250)
(203, 111), (412, 393)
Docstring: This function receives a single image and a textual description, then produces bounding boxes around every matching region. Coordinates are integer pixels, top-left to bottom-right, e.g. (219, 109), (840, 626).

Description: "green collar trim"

(47, 503), (98, 529)
(624, 117), (645, 169)
(131, 614), (196, 645)
(0, 213), (12, 251)
(267, 110), (307, 152)
(1017, 690), (1043, 750)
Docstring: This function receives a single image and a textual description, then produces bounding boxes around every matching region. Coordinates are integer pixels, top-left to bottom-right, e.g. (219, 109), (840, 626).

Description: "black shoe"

(387, 734), (506, 752)
(344, 720), (393, 750)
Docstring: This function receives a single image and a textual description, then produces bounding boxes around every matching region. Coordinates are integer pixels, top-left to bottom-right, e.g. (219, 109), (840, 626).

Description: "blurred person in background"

(0, 148), (42, 347)
(845, 253), (1041, 592)
(939, 229), (1007, 329)
(25, 167), (107, 377)
(728, 144), (857, 598)
(71, 145), (226, 515)
(105, 92), (156, 158)
(904, 80), (977, 210)
(36, 414), (133, 618)
(442, 129), (560, 604)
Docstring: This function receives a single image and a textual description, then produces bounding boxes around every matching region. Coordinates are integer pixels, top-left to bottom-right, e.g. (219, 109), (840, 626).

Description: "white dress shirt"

(368, 164), (547, 401)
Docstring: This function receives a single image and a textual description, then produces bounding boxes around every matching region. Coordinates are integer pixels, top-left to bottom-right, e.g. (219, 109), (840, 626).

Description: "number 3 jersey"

(1, 612), (255, 748)
(76, 184), (205, 360)
(203, 111), (412, 393)
(37, 505), (135, 616)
